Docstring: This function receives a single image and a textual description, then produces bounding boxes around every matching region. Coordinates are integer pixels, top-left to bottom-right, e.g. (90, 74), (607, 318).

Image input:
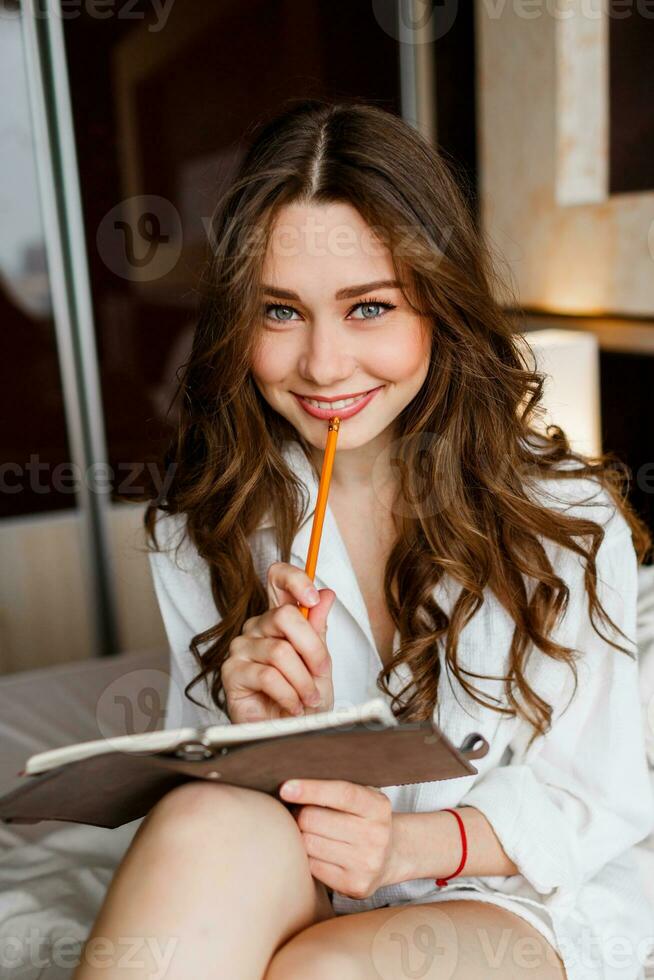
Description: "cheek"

(250, 335), (292, 384)
(374, 328), (431, 382)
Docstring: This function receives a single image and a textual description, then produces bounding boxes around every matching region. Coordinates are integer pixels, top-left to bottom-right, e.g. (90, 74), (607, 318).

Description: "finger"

(305, 858), (351, 895)
(267, 561), (321, 610)
(233, 661), (304, 717)
(296, 804), (360, 843)
(247, 637), (322, 707)
(279, 779), (370, 815)
(305, 589), (336, 646)
(241, 615), (268, 637)
(257, 603), (331, 679)
(301, 831), (356, 869)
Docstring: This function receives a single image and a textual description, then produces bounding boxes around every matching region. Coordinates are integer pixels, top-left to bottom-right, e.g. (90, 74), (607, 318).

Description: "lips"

(294, 386), (384, 420)
(294, 388), (374, 403)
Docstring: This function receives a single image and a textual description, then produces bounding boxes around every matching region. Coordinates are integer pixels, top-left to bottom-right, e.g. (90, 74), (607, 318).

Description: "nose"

(297, 318), (358, 390)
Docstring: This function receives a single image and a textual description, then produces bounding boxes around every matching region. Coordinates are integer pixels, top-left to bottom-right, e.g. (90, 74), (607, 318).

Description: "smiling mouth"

(292, 388), (380, 409)
(293, 386), (384, 420)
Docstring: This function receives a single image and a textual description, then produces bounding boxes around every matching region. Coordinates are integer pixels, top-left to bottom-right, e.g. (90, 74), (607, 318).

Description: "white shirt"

(148, 439), (654, 980)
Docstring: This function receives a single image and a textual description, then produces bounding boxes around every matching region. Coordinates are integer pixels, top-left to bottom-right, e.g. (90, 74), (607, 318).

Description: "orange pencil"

(297, 416), (341, 618)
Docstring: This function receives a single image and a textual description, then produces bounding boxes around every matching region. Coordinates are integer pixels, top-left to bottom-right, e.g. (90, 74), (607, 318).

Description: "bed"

(2, 574), (654, 980)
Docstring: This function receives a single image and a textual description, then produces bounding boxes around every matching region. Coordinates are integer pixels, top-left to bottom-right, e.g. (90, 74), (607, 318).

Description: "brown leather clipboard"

(0, 719), (489, 829)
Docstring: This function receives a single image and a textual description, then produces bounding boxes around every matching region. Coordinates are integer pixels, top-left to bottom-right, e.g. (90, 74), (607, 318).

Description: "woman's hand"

(278, 778), (399, 900)
(221, 561), (336, 724)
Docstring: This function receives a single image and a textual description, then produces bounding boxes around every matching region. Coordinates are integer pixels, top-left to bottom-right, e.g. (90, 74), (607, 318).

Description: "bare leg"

(265, 898), (567, 979)
(72, 781), (334, 980)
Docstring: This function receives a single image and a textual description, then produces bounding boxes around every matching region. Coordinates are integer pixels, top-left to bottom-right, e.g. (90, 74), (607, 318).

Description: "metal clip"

(458, 732), (489, 760)
(174, 736), (215, 761)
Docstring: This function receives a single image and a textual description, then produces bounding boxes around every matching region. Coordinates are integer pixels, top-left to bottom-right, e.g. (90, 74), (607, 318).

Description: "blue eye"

(349, 300), (396, 320)
(263, 298), (396, 325)
(264, 304), (300, 323)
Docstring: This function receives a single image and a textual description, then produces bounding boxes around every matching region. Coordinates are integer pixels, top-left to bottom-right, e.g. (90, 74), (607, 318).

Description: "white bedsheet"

(0, 649), (166, 979)
(2, 569), (654, 979)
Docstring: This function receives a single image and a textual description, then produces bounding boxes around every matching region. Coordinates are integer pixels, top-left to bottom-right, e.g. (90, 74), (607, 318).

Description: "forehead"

(261, 200), (396, 294)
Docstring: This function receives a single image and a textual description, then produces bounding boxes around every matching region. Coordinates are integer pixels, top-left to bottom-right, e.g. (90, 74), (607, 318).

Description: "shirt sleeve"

(147, 510), (230, 731)
(457, 505), (654, 901)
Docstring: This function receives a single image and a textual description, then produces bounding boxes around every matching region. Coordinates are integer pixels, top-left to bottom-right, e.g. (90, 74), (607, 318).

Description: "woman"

(74, 100), (654, 980)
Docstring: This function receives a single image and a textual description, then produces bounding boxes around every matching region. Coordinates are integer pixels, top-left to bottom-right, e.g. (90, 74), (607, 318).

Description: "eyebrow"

(261, 279), (404, 301)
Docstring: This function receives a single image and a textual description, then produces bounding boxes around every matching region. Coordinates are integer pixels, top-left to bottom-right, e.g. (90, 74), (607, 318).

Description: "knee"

(144, 780), (299, 844)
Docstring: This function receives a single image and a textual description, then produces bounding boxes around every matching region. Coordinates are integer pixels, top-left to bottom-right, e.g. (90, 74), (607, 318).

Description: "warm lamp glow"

(521, 328), (602, 457)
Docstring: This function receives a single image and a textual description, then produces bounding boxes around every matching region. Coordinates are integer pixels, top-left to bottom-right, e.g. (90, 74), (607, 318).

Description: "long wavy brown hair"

(142, 97), (650, 748)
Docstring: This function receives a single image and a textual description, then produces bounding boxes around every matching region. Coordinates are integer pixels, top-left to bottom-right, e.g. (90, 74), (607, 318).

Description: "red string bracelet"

(435, 808), (468, 887)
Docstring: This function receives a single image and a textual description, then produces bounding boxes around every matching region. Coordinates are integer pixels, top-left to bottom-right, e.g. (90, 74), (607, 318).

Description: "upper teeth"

(303, 393), (370, 409)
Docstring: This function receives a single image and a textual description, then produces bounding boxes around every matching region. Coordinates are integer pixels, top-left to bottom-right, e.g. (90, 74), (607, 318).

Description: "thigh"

(265, 898), (567, 980)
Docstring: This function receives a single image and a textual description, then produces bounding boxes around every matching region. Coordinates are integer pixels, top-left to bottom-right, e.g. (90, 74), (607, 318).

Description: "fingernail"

(304, 588), (320, 605)
(281, 780), (301, 799)
(307, 690), (321, 706)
